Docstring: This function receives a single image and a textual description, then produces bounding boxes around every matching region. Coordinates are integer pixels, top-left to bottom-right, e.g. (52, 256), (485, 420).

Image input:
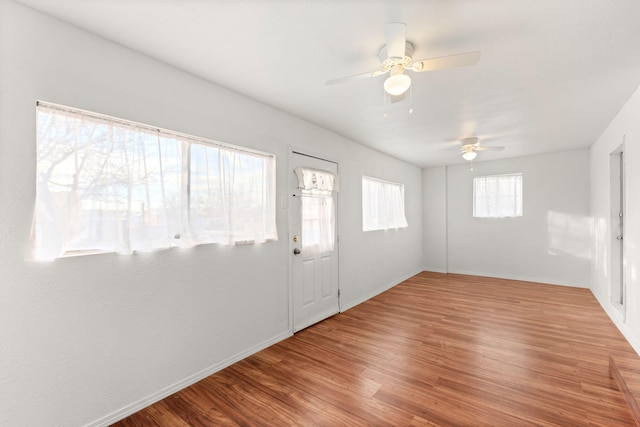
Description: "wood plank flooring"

(610, 353), (640, 425)
(112, 272), (637, 426)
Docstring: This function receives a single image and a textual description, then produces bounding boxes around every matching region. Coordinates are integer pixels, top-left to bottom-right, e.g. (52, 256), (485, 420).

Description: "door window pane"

(301, 190), (335, 255)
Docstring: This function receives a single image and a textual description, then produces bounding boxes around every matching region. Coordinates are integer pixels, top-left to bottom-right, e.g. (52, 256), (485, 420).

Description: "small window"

(29, 102), (277, 261)
(473, 173), (523, 218)
(362, 176), (408, 231)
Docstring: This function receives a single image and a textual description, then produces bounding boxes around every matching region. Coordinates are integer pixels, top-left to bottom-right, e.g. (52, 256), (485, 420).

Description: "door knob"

(293, 248), (301, 255)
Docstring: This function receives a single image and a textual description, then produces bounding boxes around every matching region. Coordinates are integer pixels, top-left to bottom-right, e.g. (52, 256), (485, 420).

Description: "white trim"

(289, 145), (339, 165)
(593, 292), (640, 356)
(424, 267), (448, 274)
(608, 142), (626, 321)
(84, 331), (292, 427)
(362, 174), (404, 187)
(444, 165), (449, 273)
(445, 268), (589, 288)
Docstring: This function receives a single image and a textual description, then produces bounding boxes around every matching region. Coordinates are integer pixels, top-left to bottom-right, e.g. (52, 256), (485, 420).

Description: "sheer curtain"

(300, 191), (335, 254)
(473, 174), (523, 218)
(189, 144), (277, 245)
(295, 167), (338, 255)
(29, 102), (276, 261)
(362, 176), (408, 231)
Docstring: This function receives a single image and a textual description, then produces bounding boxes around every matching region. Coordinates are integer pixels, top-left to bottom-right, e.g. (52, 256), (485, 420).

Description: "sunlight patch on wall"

(593, 217), (609, 277)
(547, 211), (592, 260)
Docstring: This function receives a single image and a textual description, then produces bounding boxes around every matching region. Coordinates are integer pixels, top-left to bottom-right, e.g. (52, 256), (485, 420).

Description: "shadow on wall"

(547, 211), (592, 260)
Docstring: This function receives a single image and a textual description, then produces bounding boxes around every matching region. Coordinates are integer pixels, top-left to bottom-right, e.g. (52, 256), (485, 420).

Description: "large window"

(29, 102), (277, 261)
(362, 176), (408, 231)
(473, 173), (523, 218)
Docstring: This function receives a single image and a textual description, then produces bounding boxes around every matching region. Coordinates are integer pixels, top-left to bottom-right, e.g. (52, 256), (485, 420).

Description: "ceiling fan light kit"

(462, 149), (477, 161)
(326, 22), (487, 163)
(453, 137), (505, 162)
(326, 22), (480, 102)
(384, 68), (411, 96)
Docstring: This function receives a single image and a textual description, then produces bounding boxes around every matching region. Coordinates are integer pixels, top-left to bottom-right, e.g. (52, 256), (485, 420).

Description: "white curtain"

(189, 144), (277, 245)
(28, 102), (277, 261)
(473, 174), (523, 218)
(300, 190), (335, 255)
(294, 167), (339, 192)
(294, 167), (338, 255)
(362, 176), (408, 231)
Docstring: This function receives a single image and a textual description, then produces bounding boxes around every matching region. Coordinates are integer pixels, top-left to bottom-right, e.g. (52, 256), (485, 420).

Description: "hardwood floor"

(113, 272), (637, 426)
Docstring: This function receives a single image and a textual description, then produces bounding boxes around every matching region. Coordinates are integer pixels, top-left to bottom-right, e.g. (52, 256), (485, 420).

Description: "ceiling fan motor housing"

(378, 41), (414, 69)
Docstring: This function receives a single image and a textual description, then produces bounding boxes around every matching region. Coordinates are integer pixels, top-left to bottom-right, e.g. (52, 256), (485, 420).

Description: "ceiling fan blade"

(325, 69), (388, 85)
(410, 51), (481, 72)
(385, 22), (407, 59)
(476, 146), (505, 151)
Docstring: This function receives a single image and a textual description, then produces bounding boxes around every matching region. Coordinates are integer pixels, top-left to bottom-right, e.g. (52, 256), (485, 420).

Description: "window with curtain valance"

(28, 102), (277, 261)
(294, 166), (338, 255)
(362, 175), (408, 231)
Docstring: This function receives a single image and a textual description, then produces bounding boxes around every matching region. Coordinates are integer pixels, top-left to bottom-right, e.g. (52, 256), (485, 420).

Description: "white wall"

(591, 84), (640, 354)
(0, 2), (423, 426)
(338, 144), (423, 311)
(422, 166), (448, 273)
(423, 150), (591, 287)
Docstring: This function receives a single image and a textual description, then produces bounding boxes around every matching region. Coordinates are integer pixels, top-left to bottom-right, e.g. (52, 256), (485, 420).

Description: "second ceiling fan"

(326, 22), (481, 96)
(454, 137), (505, 161)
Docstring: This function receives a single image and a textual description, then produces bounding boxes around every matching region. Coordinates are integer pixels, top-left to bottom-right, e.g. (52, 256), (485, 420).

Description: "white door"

(290, 152), (339, 332)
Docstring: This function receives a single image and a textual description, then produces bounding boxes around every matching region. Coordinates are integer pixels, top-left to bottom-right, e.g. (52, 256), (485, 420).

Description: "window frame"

(362, 175), (408, 231)
(29, 101), (277, 261)
(472, 173), (523, 218)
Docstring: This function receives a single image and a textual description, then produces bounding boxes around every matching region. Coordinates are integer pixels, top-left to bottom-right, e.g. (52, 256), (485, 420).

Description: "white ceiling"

(16, 0), (640, 167)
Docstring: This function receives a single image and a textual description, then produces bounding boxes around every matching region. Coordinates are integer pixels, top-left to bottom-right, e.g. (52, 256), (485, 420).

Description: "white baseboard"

(423, 267), (447, 274)
(592, 291), (640, 357)
(84, 330), (292, 427)
(445, 268), (588, 288)
(340, 268), (423, 312)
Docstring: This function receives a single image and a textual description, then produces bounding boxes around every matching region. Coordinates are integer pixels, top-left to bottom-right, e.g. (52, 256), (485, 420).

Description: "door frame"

(287, 146), (341, 333)
(610, 141), (626, 322)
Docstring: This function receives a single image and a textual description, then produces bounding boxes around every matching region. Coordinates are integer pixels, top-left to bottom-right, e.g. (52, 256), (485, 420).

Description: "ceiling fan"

(326, 22), (480, 96)
(449, 137), (505, 161)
